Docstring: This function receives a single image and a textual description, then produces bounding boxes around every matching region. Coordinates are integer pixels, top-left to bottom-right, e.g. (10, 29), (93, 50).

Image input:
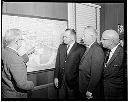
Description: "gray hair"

(103, 29), (119, 45)
(84, 26), (98, 37)
(3, 28), (22, 48)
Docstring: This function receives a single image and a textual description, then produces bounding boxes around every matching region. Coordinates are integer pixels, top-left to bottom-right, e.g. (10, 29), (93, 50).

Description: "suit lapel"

(80, 47), (90, 64)
(106, 45), (121, 66)
(6, 47), (19, 56)
(80, 42), (97, 64)
(66, 42), (77, 58)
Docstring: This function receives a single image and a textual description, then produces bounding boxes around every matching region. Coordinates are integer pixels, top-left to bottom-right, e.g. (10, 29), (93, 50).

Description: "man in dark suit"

(54, 29), (86, 100)
(2, 29), (35, 98)
(79, 27), (104, 100)
(101, 29), (124, 100)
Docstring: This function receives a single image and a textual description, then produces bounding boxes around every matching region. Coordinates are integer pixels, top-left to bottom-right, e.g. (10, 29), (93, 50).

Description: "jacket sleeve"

(87, 47), (104, 93)
(22, 54), (29, 63)
(54, 45), (61, 79)
(8, 53), (34, 90)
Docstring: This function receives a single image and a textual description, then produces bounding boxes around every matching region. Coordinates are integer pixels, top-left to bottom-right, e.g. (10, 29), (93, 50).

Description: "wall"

(104, 3), (124, 32)
(27, 69), (57, 99)
(2, 2), (68, 99)
(99, 3), (124, 34)
(95, 3), (124, 37)
(3, 2), (124, 37)
(2, 2), (68, 20)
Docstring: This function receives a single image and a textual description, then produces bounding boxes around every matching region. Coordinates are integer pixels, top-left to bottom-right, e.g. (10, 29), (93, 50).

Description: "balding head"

(101, 29), (120, 49)
(82, 27), (98, 47)
(85, 26), (98, 37)
(3, 28), (23, 48)
(102, 29), (119, 44)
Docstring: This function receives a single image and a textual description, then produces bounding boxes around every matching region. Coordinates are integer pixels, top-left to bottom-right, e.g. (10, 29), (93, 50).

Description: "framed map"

(2, 14), (67, 72)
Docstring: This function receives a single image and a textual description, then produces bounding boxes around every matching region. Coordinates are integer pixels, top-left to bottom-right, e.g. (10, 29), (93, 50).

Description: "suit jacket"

(54, 42), (86, 89)
(2, 47), (34, 98)
(79, 42), (104, 99)
(103, 44), (124, 100)
(1, 49), (29, 72)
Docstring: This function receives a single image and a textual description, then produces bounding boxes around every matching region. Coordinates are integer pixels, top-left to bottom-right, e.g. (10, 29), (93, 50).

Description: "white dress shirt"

(67, 42), (75, 54)
(107, 43), (120, 63)
(7, 46), (18, 53)
(87, 41), (95, 49)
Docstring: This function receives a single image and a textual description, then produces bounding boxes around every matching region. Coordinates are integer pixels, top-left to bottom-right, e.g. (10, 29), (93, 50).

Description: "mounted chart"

(2, 14), (67, 72)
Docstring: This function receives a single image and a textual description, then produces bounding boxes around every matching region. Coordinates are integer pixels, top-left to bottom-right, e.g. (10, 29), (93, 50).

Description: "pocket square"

(113, 65), (119, 67)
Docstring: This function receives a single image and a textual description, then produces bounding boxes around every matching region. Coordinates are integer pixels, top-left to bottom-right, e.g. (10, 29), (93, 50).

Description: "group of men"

(54, 27), (125, 100)
(2, 27), (125, 100)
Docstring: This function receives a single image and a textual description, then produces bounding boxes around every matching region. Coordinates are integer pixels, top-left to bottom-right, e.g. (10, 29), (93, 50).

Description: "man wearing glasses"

(2, 28), (35, 98)
(101, 29), (124, 100)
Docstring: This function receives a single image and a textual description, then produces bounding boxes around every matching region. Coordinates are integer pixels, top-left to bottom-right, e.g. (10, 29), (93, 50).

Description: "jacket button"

(65, 61), (66, 62)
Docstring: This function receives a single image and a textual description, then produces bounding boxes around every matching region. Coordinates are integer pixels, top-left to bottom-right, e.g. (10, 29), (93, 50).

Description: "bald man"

(101, 30), (124, 100)
(2, 29), (34, 98)
(79, 27), (104, 100)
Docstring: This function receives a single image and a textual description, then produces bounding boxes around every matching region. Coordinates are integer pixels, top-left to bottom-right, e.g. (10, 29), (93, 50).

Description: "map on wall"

(2, 14), (67, 72)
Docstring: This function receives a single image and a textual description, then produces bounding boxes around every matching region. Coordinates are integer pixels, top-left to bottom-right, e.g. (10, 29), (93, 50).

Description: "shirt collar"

(110, 43), (120, 54)
(68, 41), (75, 48)
(87, 41), (95, 49)
(7, 46), (18, 53)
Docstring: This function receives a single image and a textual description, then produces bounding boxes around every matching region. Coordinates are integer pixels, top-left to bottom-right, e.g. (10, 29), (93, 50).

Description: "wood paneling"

(104, 3), (124, 32)
(3, 2), (68, 20)
(27, 72), (37, 86)
(31, 87), (48, 98)
(27, 69), (57, 99)
(96, 3), (124, 35)
(37, 71), (48, 86)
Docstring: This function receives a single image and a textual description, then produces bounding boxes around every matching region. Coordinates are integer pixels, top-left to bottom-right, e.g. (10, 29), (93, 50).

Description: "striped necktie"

(80, 47), (89, 64)
(105, 50), (111, 67)
(105, 50), (111, 63)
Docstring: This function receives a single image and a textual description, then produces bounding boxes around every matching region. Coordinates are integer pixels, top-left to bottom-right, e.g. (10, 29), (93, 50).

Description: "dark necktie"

(67, 45), (70, 50)
(80, 47), (89, 64)
(105, 50), (111, 64)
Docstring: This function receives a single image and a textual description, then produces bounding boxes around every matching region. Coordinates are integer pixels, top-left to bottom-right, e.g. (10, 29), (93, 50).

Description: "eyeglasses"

(16, 38), (24, 43)
(101, 38), (110, 41)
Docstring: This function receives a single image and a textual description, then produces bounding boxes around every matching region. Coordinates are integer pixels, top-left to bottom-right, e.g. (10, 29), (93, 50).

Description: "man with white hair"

(79, 27), (104, 100)
(101, 29), (124, 100)
(2, 28), (35, 98)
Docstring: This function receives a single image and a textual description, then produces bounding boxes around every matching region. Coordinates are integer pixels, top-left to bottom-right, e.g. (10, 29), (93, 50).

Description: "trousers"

(57, 74), (79, 100)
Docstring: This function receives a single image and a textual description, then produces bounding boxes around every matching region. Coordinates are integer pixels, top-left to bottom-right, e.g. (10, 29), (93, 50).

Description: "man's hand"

(26, 47), (35, 56)
(54, 78), (59, 88)
(86, 91), (93, 99)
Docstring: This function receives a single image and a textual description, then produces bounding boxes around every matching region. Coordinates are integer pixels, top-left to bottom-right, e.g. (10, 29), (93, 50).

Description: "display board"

(2, 14), (67, 72)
